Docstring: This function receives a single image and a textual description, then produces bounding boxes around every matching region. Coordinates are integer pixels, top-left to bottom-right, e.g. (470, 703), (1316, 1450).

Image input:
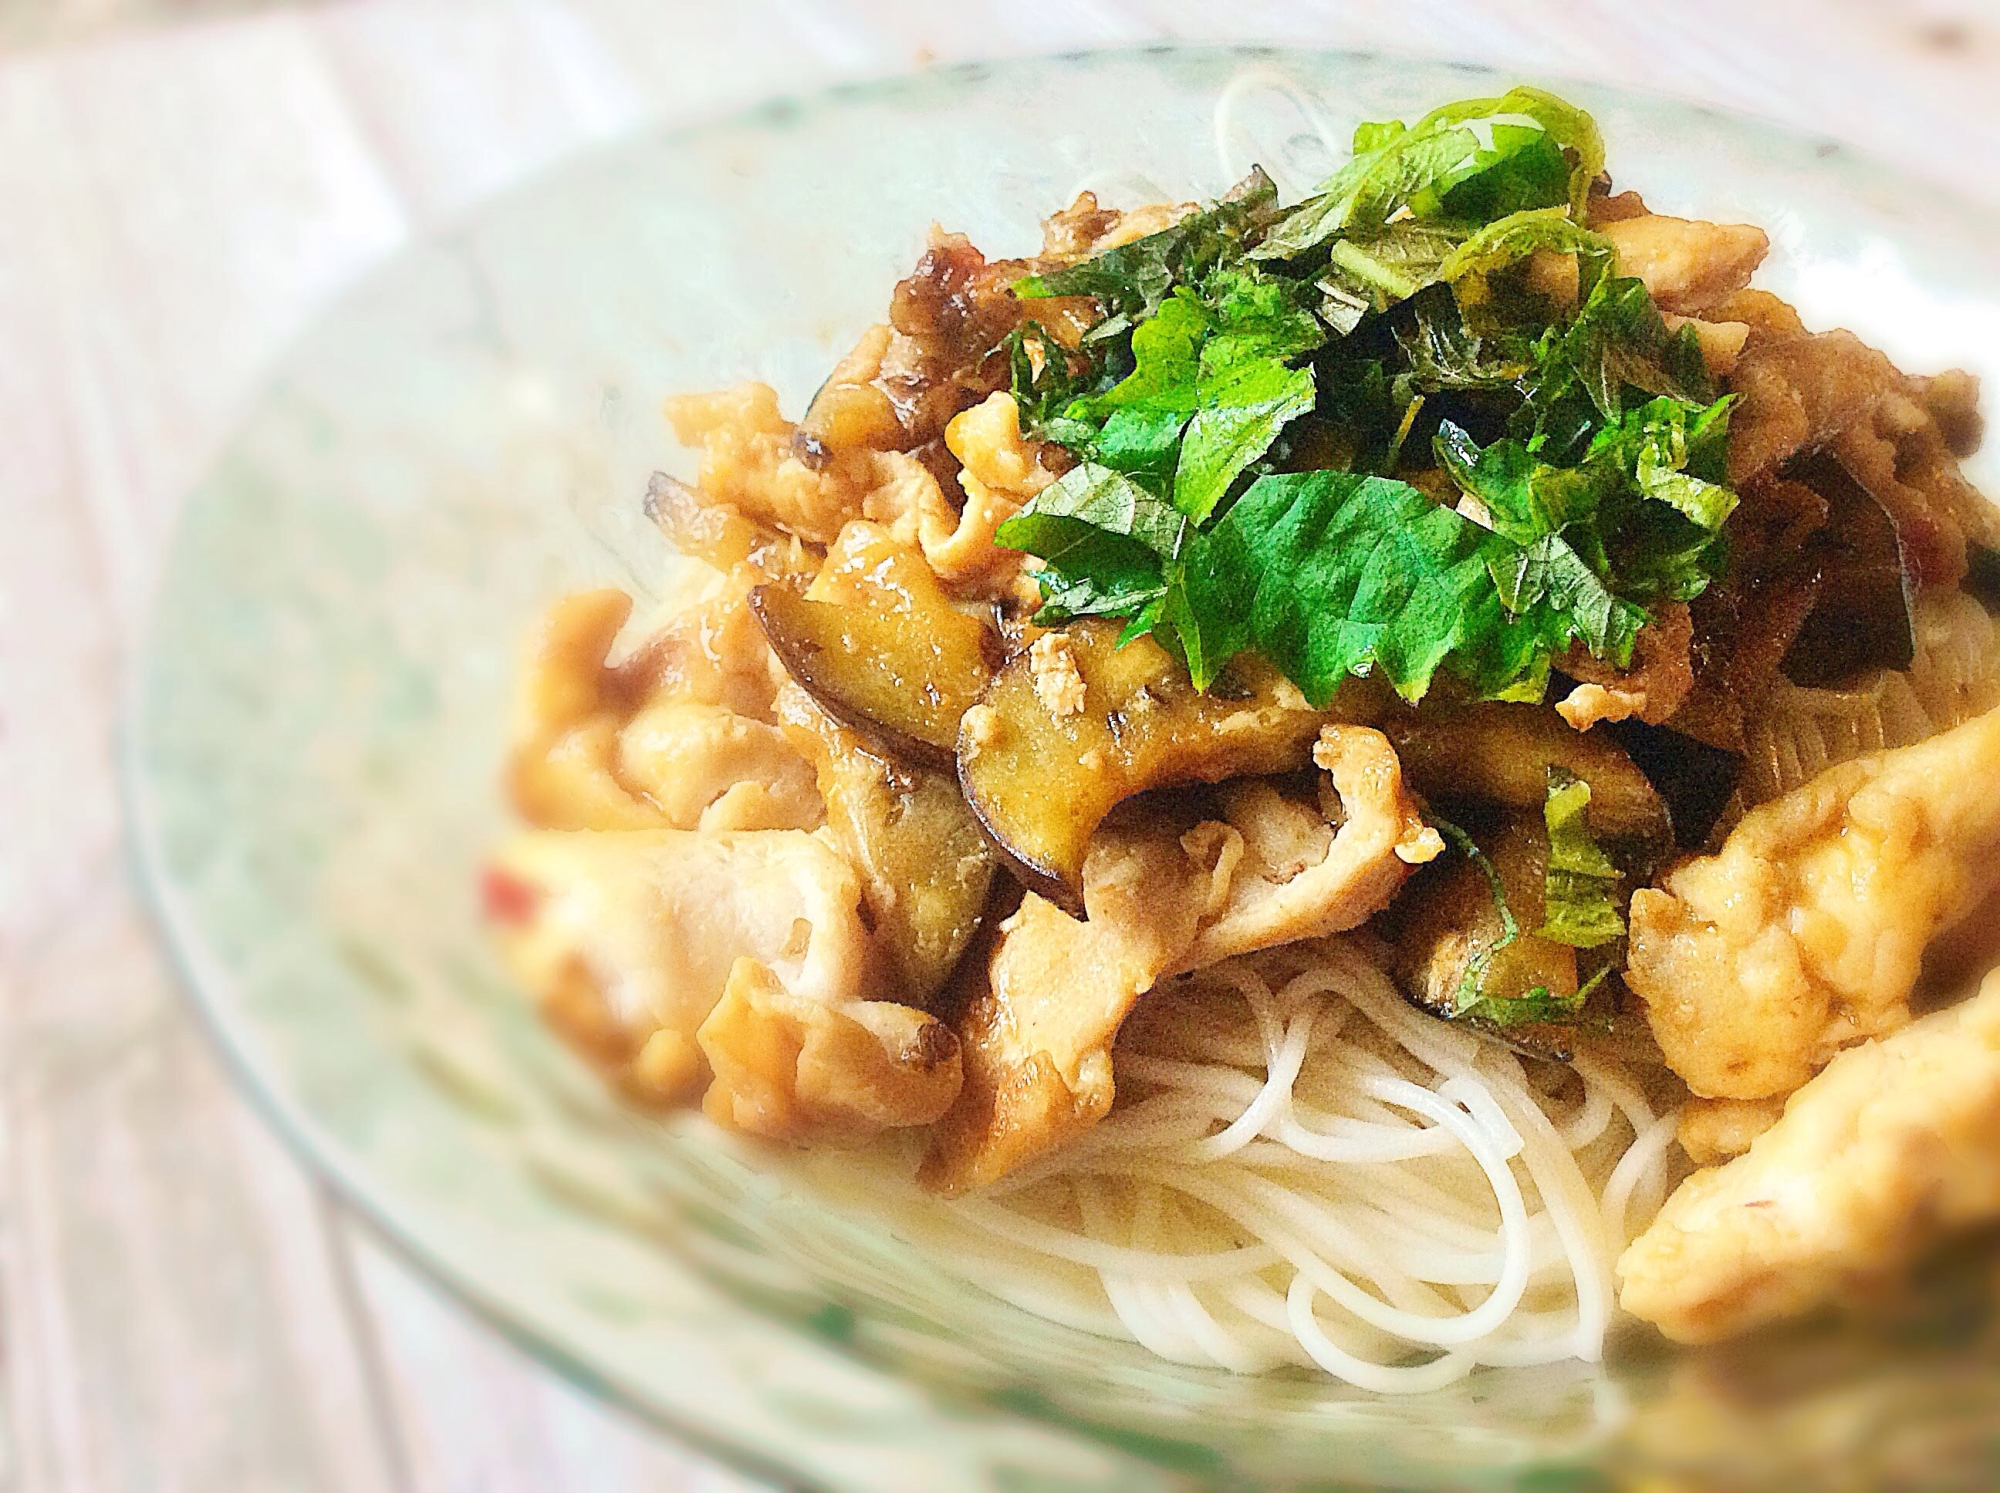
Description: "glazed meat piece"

(918, 822), (1201, 1195)
(1620, 972), (2000, 1343)
(1627, 703), (2000, 1100)
(1600, 213), (1769, 316)
(698, 958), (962, 1145)
(508, 585), (820, 835)
(860, 391), (1057, 595)
(1675, 1095), (1785, 1166)
(1182, 727), (1443, 965)
(614, 697), (822, 832)
(487, 828), (958, 1140)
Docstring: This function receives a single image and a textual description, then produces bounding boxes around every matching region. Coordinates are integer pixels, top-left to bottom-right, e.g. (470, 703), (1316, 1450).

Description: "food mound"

(484, 87), (2000, 1386)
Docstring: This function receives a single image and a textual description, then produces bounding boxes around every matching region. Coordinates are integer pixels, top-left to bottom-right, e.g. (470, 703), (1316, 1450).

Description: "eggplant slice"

(954, 619), (1372, 914)
(1381, 701), (1673, 852)
(752, 522), (1000, 769)
(775, 683), (996, 1007)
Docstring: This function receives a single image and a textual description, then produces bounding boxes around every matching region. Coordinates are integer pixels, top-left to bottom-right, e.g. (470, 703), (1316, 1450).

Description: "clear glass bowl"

(126, 46), (2000, 1492)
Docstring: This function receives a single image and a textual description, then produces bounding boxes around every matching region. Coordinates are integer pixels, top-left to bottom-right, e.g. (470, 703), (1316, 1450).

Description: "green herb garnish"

(997, 87), (1743, 710)
(1538, 768), (1626, 948)
(1253, 87), (1603, 260)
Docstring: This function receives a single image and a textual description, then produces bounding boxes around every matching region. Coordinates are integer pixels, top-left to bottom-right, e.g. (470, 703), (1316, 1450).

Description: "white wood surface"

(1, 2), (1994, 1488)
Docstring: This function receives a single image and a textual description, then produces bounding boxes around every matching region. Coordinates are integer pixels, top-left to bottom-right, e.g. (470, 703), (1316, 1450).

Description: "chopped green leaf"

(1090, 405), (1189, 478)
(1045, 272), (1323, 522)
(1437, 207), (1614, 315)
(1435, 422), (1612, 544)
(1002, 86), (1745, 713)
(1173, 358), (1316, 521)
(1588, 394), (1740, 532)
(1179, 470), (1634, 702)
(1005, 320), (1111, 442)
(1256, 87), (1605, 260)
(1539, 768), (1626, 947)
(999, 461), (1185, 556)
(1413, 87), (1604, 220)
(1199, 266), (1325, 368)
(1394, 284), (1535, 391)
(1077, 291), (1208, 416)
(1456, 981), (1593, 1028)
(1319, 222), (1468, 312)
(1489, 531), (1647, 673)
(1516, 274), (1716, 461)
(1016, 167), (1281, 322)
(994, 463), (1182, 623)
(1312, 209), (1610, 332)
(1430, 817), (1597, 1028)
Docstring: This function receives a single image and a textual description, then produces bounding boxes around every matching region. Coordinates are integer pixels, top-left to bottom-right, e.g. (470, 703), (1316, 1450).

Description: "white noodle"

(869, 939), (1678, 1392)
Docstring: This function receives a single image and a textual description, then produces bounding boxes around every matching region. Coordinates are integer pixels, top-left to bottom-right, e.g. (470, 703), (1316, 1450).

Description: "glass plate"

(126, 45), (2000, 1492)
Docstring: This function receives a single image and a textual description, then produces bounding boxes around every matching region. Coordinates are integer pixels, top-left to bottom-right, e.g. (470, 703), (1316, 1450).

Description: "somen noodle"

(865, 938), (1680, 1391)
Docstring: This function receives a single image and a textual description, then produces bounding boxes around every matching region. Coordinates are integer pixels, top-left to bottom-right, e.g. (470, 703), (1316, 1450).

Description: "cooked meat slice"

(615, 698), (822, 831)
(1724, 329), (1903, 486)
(918, 824), (1204, 1195)
(511, 584), (809, 833)
(1600, 214), (1769, 315)
(613, 572), (793, 722)
(1619, 972), (2000, 1344)
(1628, 703), (2000, 1100)
(1916, 366), (1984, 457)
(509, 590), (666, 832)
(664, 382), (876, 545)
(1040, 191), (1194, 259)
(863, 392), (1054, 592)
(1708, 287), (1806, 338)
(1676, 1095), (1785, 1166)
(698, 958), (961, 1143)
(1585, 184), (1649, 226)
(921, 726), (1432, 1192)
(644, 470), (818, 580)
(1664, 314), (1750, 377)
(1830, 385), (2000, 589)
(488, 828), (956, 1140)
(1039, 191), (1125, 259)
(1183, 725), (1442, 965)
(488, 827), (867, 1083)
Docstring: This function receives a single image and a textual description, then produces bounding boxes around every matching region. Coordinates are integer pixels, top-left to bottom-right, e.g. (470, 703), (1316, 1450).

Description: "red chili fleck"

(480, 865), (539, 926)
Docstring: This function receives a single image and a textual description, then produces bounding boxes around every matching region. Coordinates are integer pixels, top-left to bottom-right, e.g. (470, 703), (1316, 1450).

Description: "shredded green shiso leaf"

(997, 87), (1740, 707)
(1429, 815), (1597, 1030)
(1538, 767), (1628, 949)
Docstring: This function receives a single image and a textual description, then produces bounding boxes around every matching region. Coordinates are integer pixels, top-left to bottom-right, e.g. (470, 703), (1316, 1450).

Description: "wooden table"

(2, 2), (1993, 1488)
